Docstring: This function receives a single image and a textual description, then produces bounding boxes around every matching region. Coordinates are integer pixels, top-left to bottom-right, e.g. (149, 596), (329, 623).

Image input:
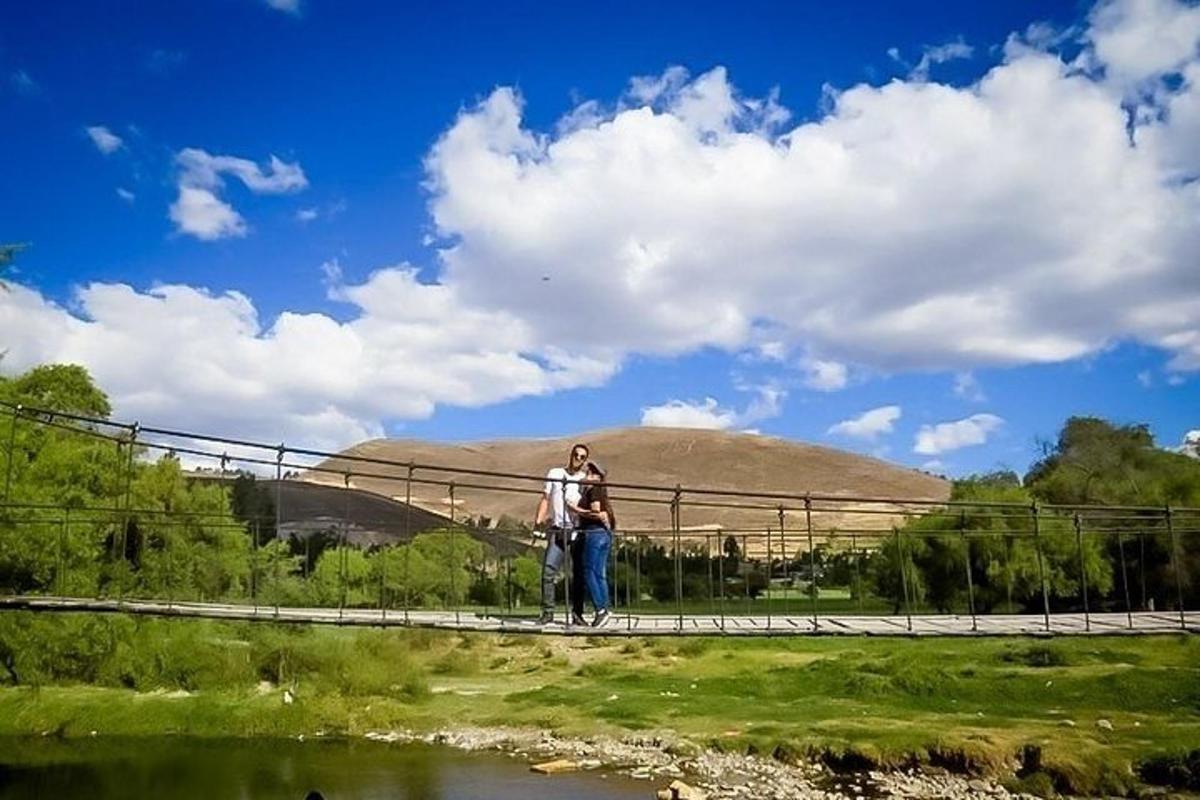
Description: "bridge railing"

(0, 402), (1196, 633)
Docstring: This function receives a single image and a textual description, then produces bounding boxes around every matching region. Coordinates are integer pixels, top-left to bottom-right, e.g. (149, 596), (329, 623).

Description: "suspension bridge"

(1, 401), (1196, 637)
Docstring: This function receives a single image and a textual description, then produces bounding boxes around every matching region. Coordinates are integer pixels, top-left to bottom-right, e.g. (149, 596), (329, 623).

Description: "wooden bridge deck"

(2, 596), (1195, 636)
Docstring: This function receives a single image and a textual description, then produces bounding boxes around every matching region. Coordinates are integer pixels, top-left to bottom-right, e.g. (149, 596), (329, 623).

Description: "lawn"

(0, 612), (1196, 795)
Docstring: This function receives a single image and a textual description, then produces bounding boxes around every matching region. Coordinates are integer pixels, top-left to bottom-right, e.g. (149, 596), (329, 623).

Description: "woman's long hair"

(587, 465), (617, 530)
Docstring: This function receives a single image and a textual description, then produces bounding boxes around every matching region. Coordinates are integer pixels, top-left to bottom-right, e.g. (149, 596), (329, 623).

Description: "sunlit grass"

(0, 613), (1196, 795)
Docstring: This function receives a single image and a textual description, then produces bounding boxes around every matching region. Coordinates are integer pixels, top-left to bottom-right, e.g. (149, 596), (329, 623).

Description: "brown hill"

(305, 428), (950, 551)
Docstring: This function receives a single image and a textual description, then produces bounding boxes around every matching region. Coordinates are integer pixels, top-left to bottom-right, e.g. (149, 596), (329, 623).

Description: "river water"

(0, 737), (652, 799)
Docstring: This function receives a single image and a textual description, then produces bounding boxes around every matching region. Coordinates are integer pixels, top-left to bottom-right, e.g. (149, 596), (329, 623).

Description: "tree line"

(0, 364), (1197, 616)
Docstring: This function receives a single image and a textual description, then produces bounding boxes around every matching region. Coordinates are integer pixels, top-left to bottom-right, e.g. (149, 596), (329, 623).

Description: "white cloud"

(800, 358), (848, 391)
(176, 148), (307, 194)
(641, 398), (737, 430)
(116, 188), (136, 203)
(85, 125), (124, 155)
(828, 405), (902, 440)
(641, 384), (785, 430)
(296, 207), (319, 222)
(5, 0), (1200, 458)
(0, 270), (616, 450)
(1137, 369), (1153, 387)
(263, 0), (301, 14)
(911, 39), (975, 80)
(914, 413), (1005, 455)
(424, 2), (1200, 381)
(170, 148), (307, 240)
(953, 371), (986, 401)
(1181, 429), (1200, 457)
(1085, 0), (1200, 92)
(169, 186), (246, 240)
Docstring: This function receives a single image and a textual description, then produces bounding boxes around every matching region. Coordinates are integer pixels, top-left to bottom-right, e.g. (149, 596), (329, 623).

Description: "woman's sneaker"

(570, 612), (587, 626)
(591, 609), (611, 628)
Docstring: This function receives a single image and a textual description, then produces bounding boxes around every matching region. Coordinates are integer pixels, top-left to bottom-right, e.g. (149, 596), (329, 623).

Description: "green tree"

(1026, 417), (1200, 608)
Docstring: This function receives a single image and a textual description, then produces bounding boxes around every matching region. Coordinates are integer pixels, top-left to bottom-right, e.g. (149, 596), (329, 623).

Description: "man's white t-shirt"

(544, 467), (585, 528)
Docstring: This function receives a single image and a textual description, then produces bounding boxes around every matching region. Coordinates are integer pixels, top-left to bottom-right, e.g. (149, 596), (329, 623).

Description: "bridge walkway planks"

(1, 596), (1196, 637)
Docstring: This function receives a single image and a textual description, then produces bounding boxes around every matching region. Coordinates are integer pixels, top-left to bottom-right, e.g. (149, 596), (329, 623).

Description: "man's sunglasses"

(571, 451), (588, 460)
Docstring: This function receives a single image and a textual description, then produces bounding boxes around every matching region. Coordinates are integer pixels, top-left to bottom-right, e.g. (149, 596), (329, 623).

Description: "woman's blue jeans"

(582, 526), (612, 612)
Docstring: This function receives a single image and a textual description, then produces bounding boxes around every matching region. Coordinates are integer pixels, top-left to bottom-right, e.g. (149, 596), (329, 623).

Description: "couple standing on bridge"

(533, 442), (618, 627)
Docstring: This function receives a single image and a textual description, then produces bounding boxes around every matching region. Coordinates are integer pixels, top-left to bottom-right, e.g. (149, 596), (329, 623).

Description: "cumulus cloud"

(801, 358), (849, 391)
(914, 413), (1004, 455)
(641, 398), (737, 430)
(170, 148), (307, 240)
(0, 270), (616, 450)
(85, 125), (124, 155)
(953, 372), (986, 402)
(1085, 0), (1200, 92)
(170, 187), (246, 240)
(827, 405), (902, 440)
(641, 384), (784, 430)
(425, 0), (1200, 382)
(5, 0), (1200, 456)
(116, 188), (136, 203)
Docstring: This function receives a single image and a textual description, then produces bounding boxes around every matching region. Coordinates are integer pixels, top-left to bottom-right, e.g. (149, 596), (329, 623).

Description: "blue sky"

(1, 0), (1198, 477)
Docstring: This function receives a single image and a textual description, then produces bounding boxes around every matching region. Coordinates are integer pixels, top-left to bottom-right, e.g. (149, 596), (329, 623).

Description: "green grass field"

(0, 613), (1196, 795)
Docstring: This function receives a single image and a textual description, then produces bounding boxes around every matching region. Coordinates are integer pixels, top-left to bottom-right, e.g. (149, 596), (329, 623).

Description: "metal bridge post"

(2, 405), (19, 503)
(339, 471), (352, 621)
(1032, 502), (1051, 632)
(1166, 506), (1186, 631)
(779, 506), (789, 620)
(672, 486), (683, 634)
(765, 526), (773, 631)
(717, 531), (726, 634)
(895, 526), (912, 632)
(118, 423), (138, 602)
(635, 534), (642, 626)
(960, 511), (977, 632)
(449, 481), (460, 626)
(624, 532), (633, 633)
(403, 463), (413, 625)
(1116, 528), (1133, 629)
(1074, 512), (1090, 632)
(742, 533), (750, 616)
(271, 444), (285, 615)
(804, 497), (817, 630)
(57, 509), (69, 597)
(851, 532), (863, 613)
(251, 519), (260, 611)
(706, 533), (715, 616)
(379, 507), (388, 623)
(561, 474), (572, 630)
(1004, 531), (1015, 614)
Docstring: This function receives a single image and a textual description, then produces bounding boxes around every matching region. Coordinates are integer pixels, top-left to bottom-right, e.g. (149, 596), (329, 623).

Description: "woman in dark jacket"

(572, 461), (617, 627)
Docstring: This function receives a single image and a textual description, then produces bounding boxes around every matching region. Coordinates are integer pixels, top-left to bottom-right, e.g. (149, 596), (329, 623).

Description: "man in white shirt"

(534, 442), (589, 624)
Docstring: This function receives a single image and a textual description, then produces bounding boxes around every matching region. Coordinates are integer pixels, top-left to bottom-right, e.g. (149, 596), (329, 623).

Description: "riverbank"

(0, 613), (1197, 796)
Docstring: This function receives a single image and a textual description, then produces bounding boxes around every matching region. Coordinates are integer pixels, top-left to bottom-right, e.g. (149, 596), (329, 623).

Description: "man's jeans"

(582, 526), (612, 612)
(541, 529), (585, 616)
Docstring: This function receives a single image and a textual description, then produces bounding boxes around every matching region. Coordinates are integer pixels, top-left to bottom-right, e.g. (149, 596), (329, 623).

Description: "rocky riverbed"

(363, 726), (1033, 799)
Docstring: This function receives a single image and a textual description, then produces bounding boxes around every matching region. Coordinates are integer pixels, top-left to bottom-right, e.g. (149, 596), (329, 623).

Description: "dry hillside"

(305, 428), (950, 552)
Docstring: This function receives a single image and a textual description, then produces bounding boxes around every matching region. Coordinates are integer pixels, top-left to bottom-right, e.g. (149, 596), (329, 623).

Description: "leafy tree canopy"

(1025, 416), (1200, 506)
(0, 364), (112, 418)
